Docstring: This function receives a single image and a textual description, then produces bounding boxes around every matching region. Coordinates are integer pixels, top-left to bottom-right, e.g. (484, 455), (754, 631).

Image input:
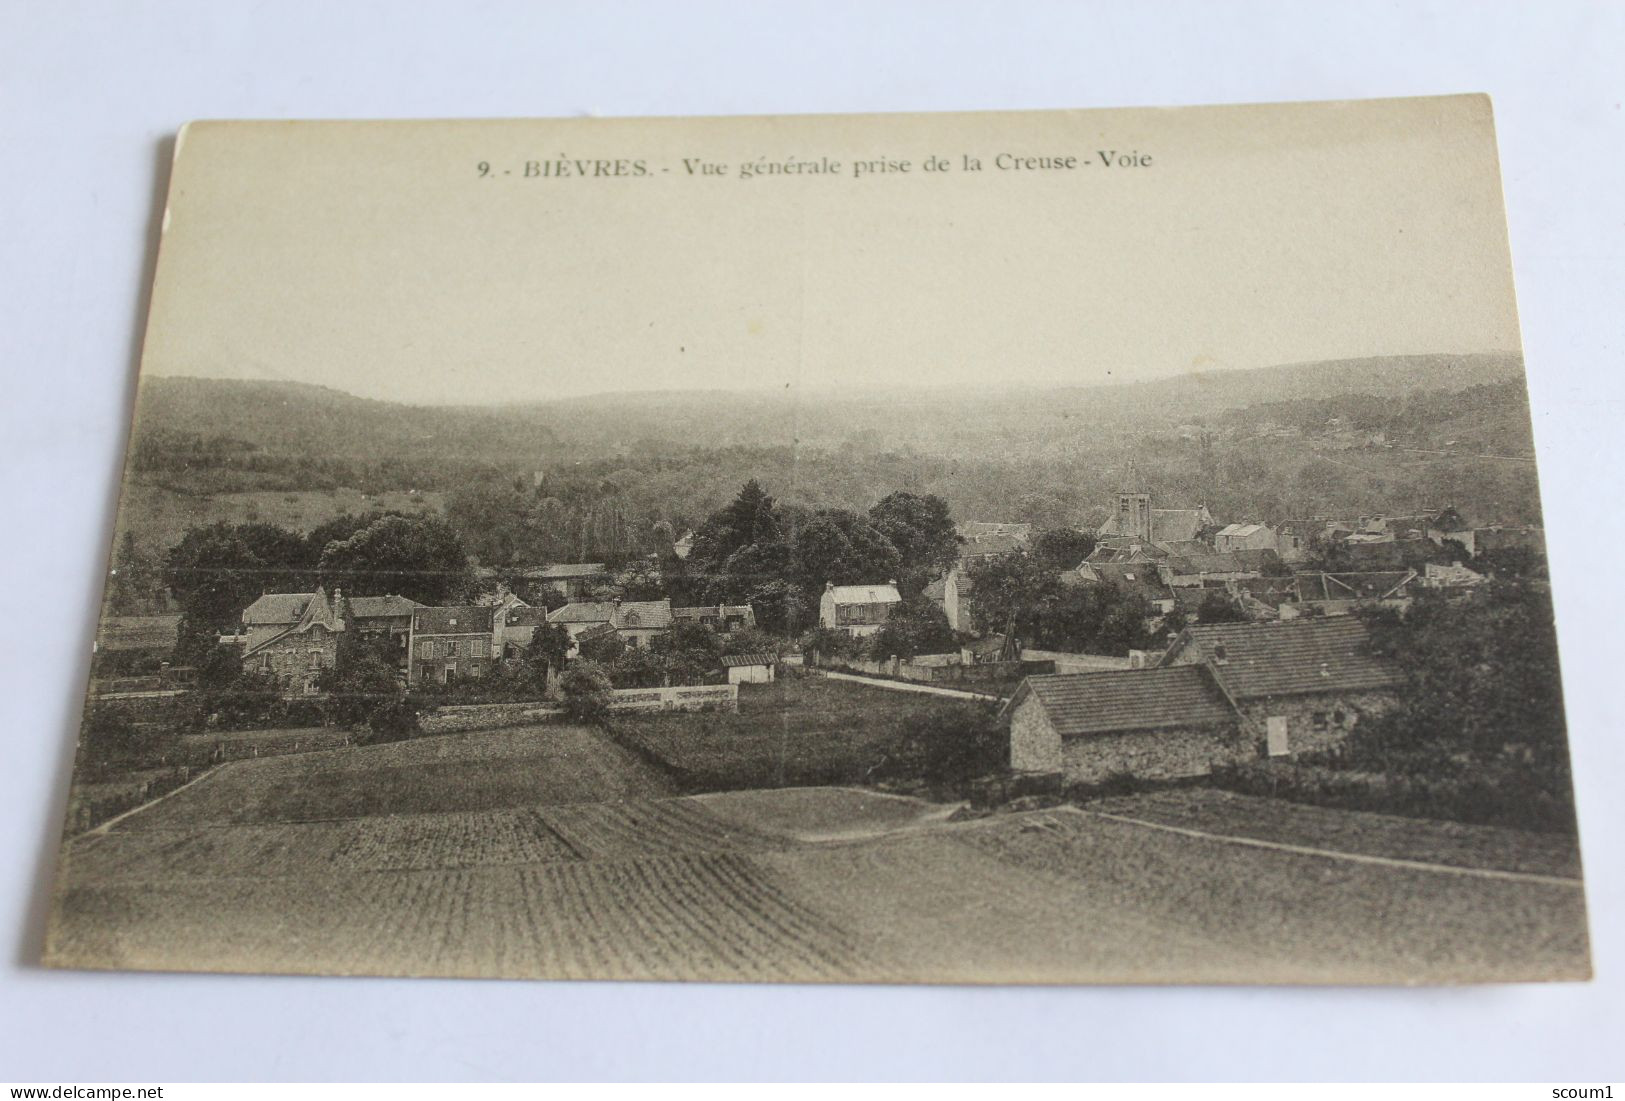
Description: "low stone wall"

(609, 684), (738, 713)
(1019, 649), (1133, 674)
(419, 701), (562, 734)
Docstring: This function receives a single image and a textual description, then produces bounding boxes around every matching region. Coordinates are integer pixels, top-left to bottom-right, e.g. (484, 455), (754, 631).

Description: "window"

(1333, 708), (1347, 727)
(1312, 711), (1328, 732)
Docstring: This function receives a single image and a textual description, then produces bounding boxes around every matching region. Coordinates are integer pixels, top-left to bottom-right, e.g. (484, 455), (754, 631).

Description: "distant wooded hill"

(124, 352), (1540, 556)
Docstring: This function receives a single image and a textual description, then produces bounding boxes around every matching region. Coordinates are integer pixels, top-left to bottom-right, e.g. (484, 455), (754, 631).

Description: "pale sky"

(141, 97), (1522, 404)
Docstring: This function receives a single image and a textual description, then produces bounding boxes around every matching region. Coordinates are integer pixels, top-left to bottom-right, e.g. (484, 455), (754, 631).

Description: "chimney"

(825, 581), (834, 592)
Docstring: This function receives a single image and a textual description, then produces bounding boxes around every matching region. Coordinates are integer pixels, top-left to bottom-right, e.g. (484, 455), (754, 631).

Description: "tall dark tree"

(964, 551), (1056, 641)
(1030, 528), (1097, 571)
(164, 520), (311, 632)
(867, 596), (956, 660)
(107, 531), (165, 615)
(792, 510), (902, 597)
(868, 492), (959, 592)
(316, 513), (471, 604)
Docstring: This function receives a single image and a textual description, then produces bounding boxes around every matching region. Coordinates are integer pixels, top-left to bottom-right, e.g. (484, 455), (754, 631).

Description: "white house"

(818, 582), (902, 638)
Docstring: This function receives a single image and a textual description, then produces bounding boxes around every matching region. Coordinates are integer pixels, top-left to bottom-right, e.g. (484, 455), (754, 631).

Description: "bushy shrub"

(560, 660), (614, 721)
(872, 702), (1004, 790)
(360, 699), (422, 746)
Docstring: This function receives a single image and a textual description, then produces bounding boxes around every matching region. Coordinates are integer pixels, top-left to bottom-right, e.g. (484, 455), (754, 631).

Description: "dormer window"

(1213, 644), (1229, 665)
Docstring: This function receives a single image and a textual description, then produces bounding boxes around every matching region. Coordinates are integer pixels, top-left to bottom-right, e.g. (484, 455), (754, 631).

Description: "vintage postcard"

(46, 96), (1589, 984)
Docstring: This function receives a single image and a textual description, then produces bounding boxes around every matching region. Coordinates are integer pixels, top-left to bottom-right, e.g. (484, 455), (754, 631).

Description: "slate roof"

(1163, 618), (1403, 699)
(98, 614), (182, 652)
(613, 600), (673, 629)
(957, 522), (1033, 541)
(503, 606), (551, 627)
(1013, 666), (1236, 738)
(671, 604), (755, 621)
(412, 606), (495, 635)
(721, 652), (776, 668)
(1084, 562), (1173, 600)
(547, 601), (617, 625)
(241, 592), (316, 626)
(348, 595), (425, 619)
(1162, 549), (1282, 577)
(546, 599), (674, 630)
(958, 534), (1024, 559)
(826, 584), (902, 605)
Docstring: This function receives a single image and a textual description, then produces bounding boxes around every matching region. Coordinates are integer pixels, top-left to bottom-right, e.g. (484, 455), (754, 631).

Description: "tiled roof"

(412, 606), (495, 635)
(1165, 618), (1403, 699)
(720, 652), (776, 667)
(1163, 550), (1281, 577)
(958, 522), (1033, 541)
(672, 604), (755, 620)
(1086, 563), (1172, 598)
(959, 534), (1023, 558)
(1017, 666), (1235, 738)
(348, 595), (425, 619)
(98, 614), (182, 652)
(613, 600), (673, 630)
(503, 606), (551, 627)
(827, 584), (902, 605)
(546, 599), (674, 629)
(547, 601), (616, 625)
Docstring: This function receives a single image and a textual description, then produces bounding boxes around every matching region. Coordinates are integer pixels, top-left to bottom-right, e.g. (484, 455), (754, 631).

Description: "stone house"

(408, 605), (497, 686)
(956, 534), (1024, 569)
(818, 582), (903, 638)
(1067, 561), (1176, 615)
(346, 594), (425, 664)
(671, 603), (758, 633)
(240, 586), (349, 695)
(531, 562), (609, 600)
(1158, 549), (1282, 588)
(237, 589), (423, 669)
(1158, 618), (1403, 758)
(546, 598), (673, 654)
(1214, 522), (1279, 554)
(926, 568), (977, 633)
(1001, 665), (1244, 784)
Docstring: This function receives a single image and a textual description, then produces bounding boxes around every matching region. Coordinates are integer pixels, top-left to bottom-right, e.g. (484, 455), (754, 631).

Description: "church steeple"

(1115, 460), (1151, 542)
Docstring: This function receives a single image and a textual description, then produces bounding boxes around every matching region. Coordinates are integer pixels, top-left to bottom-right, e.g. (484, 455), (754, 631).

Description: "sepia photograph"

(41, 95), (1589, 985)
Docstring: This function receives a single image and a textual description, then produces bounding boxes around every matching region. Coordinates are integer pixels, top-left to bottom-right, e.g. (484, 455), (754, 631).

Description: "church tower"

(1114, 461), (1151, 542)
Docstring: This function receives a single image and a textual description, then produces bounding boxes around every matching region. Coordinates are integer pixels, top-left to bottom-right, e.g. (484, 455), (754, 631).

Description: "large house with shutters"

(408, 605), (497, 686)
(546, 598), (674, 654)
(818, 582), (902, 638)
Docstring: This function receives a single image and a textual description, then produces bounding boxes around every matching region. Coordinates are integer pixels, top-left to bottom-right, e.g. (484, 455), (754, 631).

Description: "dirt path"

(820, 670), (1002, 701)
